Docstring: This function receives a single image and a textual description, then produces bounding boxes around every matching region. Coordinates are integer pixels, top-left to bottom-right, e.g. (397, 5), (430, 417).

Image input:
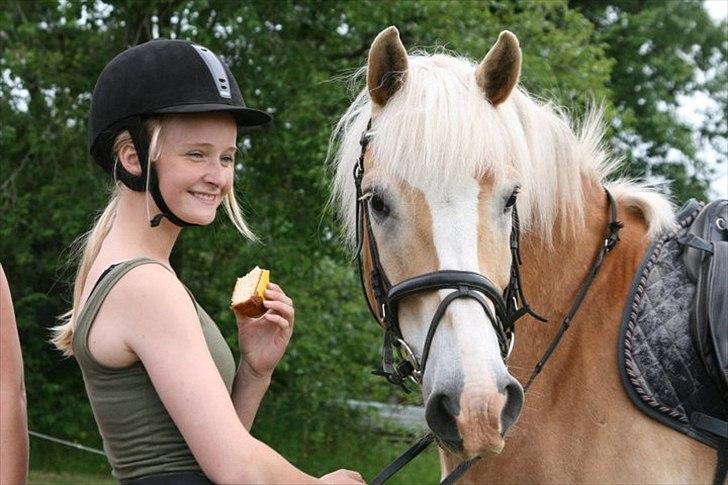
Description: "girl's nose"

(202, 159), (227, 186)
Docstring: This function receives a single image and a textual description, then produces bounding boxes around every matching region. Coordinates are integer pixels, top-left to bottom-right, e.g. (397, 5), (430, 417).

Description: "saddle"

(619, 199), (727, 466)
(681, 199), (728, 403)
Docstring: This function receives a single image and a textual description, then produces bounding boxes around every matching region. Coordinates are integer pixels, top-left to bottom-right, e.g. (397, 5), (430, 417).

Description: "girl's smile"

(189, 191), (220, 205)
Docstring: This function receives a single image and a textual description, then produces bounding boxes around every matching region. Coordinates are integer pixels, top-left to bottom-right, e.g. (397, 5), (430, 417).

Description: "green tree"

(570, 0), (728, 201)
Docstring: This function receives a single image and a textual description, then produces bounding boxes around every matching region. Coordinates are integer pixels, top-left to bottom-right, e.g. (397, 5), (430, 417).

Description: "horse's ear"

(476, 31), (522, 106)
(367, 26), (409, 107)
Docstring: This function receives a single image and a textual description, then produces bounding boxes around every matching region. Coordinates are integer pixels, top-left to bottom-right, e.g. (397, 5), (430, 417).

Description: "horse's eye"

(505, 187), (520, 211)
(370, 194), (390, 216)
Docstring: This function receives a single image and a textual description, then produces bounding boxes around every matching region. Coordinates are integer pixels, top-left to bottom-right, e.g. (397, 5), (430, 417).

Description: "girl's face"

(154, 113), (238, 225)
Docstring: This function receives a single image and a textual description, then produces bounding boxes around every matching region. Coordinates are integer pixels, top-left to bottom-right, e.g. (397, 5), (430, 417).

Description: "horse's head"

(333, 26), (530, 457)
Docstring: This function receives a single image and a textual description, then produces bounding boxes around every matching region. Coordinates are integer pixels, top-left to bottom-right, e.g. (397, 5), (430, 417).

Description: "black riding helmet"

(89, 38), (271, 227)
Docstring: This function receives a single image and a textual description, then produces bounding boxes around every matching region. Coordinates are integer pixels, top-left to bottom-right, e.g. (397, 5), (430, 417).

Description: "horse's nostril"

(425, 393), (462, 446)
(500, 379), (524, 435)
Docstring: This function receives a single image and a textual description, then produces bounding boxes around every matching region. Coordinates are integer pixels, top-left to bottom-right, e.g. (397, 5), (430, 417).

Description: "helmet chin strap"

(147, 167), (197, 228)
(123, 117), (199, 229)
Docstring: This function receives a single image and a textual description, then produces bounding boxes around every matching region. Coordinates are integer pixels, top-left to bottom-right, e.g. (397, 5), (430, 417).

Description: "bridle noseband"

(353, 118), (545, 391)
(352, 117), (623, 485)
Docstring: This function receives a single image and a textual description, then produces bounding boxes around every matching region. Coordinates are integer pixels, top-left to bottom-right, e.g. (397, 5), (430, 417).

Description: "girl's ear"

(117, 140), (142, 176)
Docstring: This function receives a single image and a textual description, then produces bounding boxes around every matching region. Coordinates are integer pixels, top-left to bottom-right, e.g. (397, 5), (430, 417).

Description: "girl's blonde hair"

(51, 116), (255, 355)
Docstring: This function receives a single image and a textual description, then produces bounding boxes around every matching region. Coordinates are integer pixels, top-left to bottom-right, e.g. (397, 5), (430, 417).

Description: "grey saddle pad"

(619, 199), (727, 449)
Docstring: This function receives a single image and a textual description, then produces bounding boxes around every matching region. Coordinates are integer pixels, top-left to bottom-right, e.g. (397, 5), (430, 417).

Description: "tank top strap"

(72, 257), (174, 363)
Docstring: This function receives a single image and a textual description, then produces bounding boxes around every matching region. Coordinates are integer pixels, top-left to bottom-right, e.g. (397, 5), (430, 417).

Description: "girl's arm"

(230, 363), (270, 430)
(231, 282), (295, 429)
(109, 265), (343, 484)
(0, 265), (29, 485)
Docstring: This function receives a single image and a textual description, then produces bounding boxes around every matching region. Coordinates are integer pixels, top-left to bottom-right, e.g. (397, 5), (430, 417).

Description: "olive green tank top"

(72, 258), (236, 481)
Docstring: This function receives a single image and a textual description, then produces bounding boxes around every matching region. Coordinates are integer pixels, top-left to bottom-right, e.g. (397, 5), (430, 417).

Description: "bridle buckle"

(505, 331), (516, 362)
(395, 337), (422, 383)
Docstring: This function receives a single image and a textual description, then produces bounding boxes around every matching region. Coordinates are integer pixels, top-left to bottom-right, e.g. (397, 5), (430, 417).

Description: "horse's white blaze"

(424, 178), (480, 271)
(417, 177), (504, 381)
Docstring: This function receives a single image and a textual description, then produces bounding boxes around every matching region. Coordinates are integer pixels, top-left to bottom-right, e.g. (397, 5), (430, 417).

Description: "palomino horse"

(329, 27), (716, 482)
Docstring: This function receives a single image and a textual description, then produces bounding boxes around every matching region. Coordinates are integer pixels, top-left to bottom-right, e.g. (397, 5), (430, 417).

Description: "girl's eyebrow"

(182, 142), (238, 152)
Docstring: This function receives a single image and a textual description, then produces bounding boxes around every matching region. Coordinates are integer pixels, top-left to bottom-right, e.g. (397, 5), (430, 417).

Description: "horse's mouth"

(438, 441), (506, 464)
(437, 433), (506, 460)
(436, 436), (464, 455)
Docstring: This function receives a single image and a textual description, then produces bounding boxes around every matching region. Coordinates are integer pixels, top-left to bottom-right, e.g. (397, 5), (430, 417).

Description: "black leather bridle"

(354, 119), (546, 393)
(352, 118), (624, 485)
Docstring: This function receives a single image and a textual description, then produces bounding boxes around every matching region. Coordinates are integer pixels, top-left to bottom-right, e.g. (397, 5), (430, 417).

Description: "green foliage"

(1, 0), (724, 477)
(570, 0), (727, 200)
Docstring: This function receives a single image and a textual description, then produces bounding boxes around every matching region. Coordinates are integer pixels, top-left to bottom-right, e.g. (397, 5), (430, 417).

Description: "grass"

(28, 408), (440, 484)
(28, 470), (115, 485)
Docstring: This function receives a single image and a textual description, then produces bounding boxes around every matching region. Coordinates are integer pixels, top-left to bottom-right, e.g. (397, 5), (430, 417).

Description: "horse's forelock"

(370, 55), (513, 189)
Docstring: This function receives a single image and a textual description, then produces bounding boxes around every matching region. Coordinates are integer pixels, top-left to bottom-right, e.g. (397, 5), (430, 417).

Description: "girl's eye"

(188, 151), (204, 159)
(221, 156), (234, 166)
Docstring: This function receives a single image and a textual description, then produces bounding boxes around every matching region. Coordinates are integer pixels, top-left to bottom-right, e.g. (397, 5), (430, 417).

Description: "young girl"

(51, 39), (364, 485)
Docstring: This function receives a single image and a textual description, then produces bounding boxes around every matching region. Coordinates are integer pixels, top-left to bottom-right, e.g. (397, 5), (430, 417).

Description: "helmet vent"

(192, 44), (232, 99)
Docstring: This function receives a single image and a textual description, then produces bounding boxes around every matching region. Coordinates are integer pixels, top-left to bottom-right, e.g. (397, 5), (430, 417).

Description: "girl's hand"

(233, 282), (294, 379)
(320, 469), (366, 484)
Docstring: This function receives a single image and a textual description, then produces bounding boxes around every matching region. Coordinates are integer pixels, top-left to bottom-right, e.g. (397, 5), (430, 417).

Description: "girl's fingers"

(263, 312), (289, 330)
(262, 299), (294, 322)
(264, 290), (293, 308)
(265, 283), (293, 305)
(264, 287), (289, 302)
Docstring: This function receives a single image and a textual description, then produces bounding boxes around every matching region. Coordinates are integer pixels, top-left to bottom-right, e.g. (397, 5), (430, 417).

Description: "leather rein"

(352, 118), (623, 484)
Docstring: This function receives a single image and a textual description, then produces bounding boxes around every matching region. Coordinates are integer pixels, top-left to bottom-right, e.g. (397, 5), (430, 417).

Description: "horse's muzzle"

(425, 373), (524, 456)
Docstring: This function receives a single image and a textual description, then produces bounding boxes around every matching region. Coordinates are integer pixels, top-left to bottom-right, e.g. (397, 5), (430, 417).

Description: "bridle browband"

(352, 117), (624, 484)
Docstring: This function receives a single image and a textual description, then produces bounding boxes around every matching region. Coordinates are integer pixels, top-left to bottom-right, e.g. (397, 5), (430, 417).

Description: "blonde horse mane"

(328, 52), (676, 248)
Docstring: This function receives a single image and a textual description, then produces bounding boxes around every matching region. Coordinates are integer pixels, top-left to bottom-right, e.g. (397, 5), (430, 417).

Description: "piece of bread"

(230, 266), (270, 317)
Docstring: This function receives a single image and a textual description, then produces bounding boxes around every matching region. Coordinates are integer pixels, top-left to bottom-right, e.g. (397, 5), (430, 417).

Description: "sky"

(701, 0), (727, 198)
(704, 0), (728, 22)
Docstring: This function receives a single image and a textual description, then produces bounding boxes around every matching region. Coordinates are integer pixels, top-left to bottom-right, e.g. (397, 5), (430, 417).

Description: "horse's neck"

(512, 181), (651, 380)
